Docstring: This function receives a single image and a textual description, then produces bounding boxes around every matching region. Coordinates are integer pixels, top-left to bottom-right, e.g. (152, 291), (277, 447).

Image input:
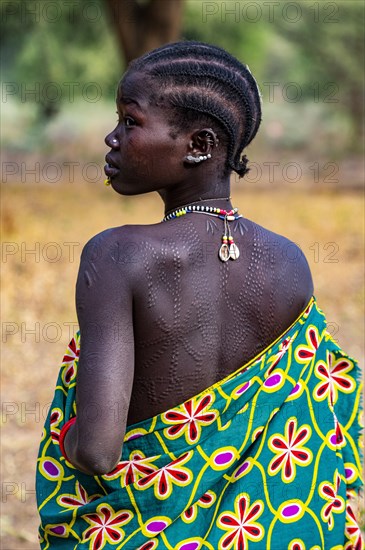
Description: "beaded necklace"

(162, 203), (241, 262)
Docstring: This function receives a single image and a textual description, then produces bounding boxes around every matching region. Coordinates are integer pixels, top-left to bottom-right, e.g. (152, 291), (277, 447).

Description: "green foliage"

(265, 0), (364, 87)
(182, 0), (272, 81)
(262, 0), (364, 149)
(1, 0), (122, 117)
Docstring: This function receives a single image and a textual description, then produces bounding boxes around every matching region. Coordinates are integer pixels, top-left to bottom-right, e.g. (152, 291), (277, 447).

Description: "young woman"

(36, 41), (363, 549)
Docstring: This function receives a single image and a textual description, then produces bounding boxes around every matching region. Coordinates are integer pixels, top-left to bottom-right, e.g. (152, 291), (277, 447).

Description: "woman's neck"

(159, 175), (232, 216)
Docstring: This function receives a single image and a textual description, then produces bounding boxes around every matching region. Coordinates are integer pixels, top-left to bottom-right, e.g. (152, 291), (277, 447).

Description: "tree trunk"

(104, 0), (184, 65)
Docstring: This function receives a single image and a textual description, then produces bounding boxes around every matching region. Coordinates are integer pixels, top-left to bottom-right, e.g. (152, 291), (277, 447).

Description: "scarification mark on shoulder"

(206, 218), (219, 235)
(84, 269), (92, 288)
(233, 218), (248, 235)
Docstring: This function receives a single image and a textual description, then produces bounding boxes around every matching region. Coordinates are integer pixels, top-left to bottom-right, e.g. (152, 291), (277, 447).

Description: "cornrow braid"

(128, 41), (262, 178)
(153, 62), (255, 171)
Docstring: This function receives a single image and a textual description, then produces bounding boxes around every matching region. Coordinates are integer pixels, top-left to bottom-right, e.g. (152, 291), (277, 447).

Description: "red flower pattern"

(62, 336), (79, 363)
(295, 325), (320, 363)
(217, 493), (264, 549)
(319, 471), (345, 530)
(61, 336), (79, 386)
(314, 351), (355, 405)
(268, 418), (312, 483)
(137, 452), (192, 499)
(58, 481), (100, 509)
(102, 450), (158, 487)
(163, 393), (217, 444)
(82, 503), (133, 550)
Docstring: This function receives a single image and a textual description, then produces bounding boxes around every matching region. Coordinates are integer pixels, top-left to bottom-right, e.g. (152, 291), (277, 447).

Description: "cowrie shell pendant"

(229, 243), (240, 260)
(219, 243), (230, 262)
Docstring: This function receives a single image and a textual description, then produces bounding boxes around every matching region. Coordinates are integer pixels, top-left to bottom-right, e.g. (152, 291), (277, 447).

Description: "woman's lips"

(104, 163), (119, 177)
(104, 155), (120, 177)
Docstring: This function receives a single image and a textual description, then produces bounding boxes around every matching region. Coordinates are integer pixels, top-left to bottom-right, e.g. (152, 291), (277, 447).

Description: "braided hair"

(127, 41), (262, 178)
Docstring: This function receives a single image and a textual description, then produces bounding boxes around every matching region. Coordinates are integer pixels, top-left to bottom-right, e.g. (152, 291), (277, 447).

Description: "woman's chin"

(110, 177), (137, 196)
(110, 177), (157, 196)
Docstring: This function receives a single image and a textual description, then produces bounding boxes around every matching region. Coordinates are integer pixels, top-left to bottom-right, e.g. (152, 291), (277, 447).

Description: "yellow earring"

(104, 178), (111, 186)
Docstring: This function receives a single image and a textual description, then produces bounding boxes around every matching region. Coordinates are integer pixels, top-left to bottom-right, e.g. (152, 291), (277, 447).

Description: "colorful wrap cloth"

(36, 297), (364, 549)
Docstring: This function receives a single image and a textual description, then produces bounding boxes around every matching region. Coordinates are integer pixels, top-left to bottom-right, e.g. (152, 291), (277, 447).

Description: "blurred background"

(1, 0), (364, 547)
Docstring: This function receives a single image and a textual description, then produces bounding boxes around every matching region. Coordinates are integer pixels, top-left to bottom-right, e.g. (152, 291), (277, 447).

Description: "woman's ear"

(185, 128), (219, 164)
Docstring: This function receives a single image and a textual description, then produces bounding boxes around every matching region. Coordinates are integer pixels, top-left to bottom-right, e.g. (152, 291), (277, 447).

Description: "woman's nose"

(105, 132), (119, 149)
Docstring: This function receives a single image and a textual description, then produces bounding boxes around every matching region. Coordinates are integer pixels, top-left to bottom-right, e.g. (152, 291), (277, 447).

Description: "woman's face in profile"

(104, 71), (190, 196)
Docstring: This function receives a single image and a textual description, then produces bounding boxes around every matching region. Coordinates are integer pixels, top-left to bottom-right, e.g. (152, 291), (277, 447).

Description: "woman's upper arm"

(72, 229), (135, 473)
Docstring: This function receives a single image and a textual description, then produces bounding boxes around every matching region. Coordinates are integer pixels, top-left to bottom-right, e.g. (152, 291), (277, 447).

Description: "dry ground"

(1, 181), (364, 549)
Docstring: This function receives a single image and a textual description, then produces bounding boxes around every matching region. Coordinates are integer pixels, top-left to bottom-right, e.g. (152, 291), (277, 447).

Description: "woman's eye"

(124, 116), (136, 127)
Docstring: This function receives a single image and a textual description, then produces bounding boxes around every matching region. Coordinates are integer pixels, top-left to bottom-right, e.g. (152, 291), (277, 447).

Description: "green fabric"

(36, 297), (364, 549)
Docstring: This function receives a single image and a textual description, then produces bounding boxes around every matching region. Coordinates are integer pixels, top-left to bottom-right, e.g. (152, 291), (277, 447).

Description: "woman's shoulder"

(80, 224), (163, 276)
(243, 218), (314, 307)
(244, 218), (308, 260)
(84, 222), (163, 244)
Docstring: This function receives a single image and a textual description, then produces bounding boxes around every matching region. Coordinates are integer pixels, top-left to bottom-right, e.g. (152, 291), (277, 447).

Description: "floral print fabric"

(36, 297), (363, 549)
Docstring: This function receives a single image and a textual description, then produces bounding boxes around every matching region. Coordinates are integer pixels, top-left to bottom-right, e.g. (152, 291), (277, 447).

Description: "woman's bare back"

(103, 215), (314, 424)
